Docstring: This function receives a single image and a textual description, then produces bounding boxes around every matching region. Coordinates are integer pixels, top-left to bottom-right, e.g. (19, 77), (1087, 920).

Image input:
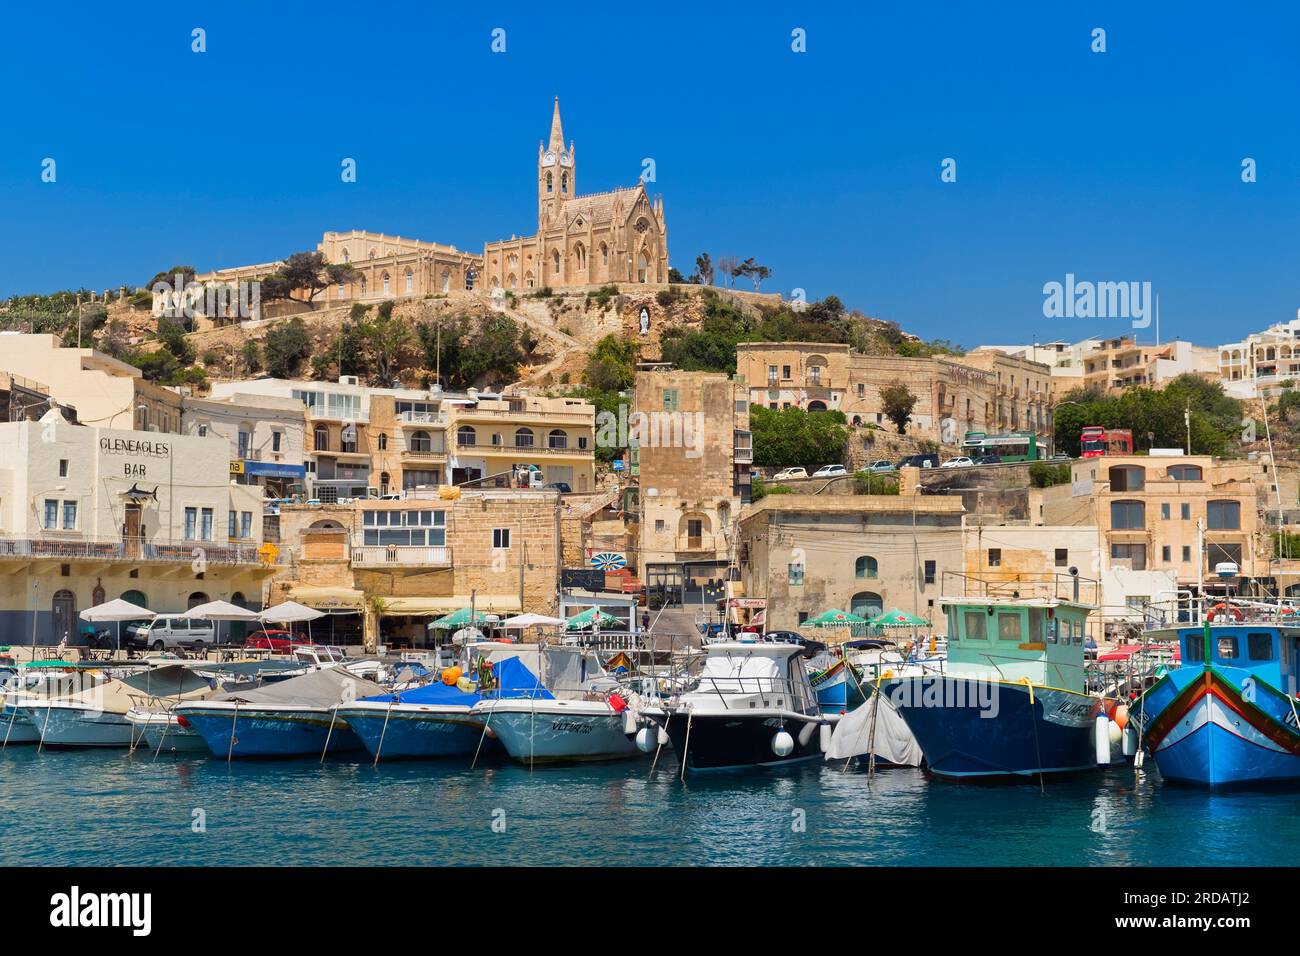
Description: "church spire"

(548, 97), (565, 152)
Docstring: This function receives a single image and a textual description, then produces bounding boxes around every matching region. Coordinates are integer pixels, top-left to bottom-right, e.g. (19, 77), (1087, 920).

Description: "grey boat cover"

(209, 667), (386, 707)
(120, 664), (211, 698)
(825, 691), (924, 767)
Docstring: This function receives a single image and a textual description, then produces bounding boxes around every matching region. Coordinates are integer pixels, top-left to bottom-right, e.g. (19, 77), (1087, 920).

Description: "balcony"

(351, 544), (452, 568)
(401, 446), (447, 460)
(397, 411), (447, 425)
(0, 534), (274, 567)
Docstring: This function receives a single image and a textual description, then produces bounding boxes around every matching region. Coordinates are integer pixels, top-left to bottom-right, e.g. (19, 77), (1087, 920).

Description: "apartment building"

(737, 495), (966, 634)
(633, 370), (751, 601)
(0, 418), (271, 644)
(210, 378), (595, 500)
(735, 342), (1053, 444)
(1219, 313), (1300, 399)
(1041, 454), (1264, 591)
(1078, 335), (1216, 394)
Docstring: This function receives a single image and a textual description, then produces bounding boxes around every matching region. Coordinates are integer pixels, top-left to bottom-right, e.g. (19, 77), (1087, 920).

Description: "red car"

(243, 629), (308, 653)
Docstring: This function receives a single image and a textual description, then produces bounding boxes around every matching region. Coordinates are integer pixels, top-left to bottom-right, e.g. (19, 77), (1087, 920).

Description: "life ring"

(1207, 603), (1243, 623)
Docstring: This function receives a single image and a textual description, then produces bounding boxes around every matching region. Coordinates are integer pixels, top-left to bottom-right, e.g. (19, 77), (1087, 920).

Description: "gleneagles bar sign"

(99, 437), (171, 479)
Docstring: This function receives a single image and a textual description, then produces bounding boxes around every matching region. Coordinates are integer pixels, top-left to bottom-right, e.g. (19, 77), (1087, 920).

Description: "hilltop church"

(192, 99), (670, 307)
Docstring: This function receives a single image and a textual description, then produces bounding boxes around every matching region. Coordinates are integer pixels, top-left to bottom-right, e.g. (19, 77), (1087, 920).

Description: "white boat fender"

(772, 730), (795, 757)
(622, 710), (637, 735)
(1122, 723), (1138, 757)
(656, 726), (669, 746)
(1094, 713), (1112, 765)
(635, 726), (657, 753)
(797, 721), (817, 748)
(1134, 748), (1145, 769)
(818, 721), (832, 753)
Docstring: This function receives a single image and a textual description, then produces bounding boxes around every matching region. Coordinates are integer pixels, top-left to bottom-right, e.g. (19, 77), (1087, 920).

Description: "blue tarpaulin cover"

(362, 656), (553, 705)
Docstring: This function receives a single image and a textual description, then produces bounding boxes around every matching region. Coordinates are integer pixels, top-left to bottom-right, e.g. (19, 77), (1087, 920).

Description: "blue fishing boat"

(1132, 611), (1300, 787)
(338, 657), (546, 760)
(881, 576), (1101, 780)
(809, 656), (866, 714)
(175, 667), (387, 758)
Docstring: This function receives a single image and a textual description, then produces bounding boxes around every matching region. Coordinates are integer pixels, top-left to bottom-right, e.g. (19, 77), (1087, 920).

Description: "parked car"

(1051, 453), (1072, 461)
(812, 464), (848, 478)
(544, 482), (572, 493)
(771, 467), (808, 481)
(895, 453), (940, 469)
(243, 629), (306, 653)
(126, 616), (217, 652)
(867, 460), (895, 473)
(973, 455), (1001, 465)
(761, 630), (807, 645)
(940, 456), (974, 468)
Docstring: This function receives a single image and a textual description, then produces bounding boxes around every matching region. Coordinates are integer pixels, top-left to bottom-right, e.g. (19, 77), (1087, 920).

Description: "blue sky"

(2, 1), (1297, 347)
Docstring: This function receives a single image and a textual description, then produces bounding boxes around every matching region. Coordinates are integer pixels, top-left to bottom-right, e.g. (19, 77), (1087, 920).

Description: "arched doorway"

(229, 591), (251, 643)
(51, 589), (76, 645)
(850, 590), (883, 619)
(807, 400), (828, 412)
(187, 592), (209, 610)
(637, 251), (649, 283)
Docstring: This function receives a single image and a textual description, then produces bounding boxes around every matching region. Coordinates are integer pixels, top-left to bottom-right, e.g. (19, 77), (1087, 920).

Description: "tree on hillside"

(735, 257), (771, 291)
(357, 302), (412, 385)
(583, 334), (639, 392)
(881, 383), (917, 434)
(263, 317), (312, 377)
(270, 252), (356, 304)
(695, 253), (714, 286)
(147, 265), (197, 292)
(717, 256), (739, 289)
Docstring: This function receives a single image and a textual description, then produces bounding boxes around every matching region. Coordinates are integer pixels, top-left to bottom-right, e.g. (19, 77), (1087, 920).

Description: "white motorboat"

(473, 644), (640, 765)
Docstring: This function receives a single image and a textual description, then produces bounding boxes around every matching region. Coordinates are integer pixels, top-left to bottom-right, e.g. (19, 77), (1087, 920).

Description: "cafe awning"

(382, 595), (522, 617)
(287, 586), (365, 611)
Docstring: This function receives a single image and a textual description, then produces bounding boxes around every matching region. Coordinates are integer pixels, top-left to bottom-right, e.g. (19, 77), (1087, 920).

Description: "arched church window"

(552, 250), (561, 275)
(562, 172), (568, 194)
(600, 243), (608, 267)
(546, 172), (553, 193)
(404, 269), (413, 294)
(382, 272), (391, 295)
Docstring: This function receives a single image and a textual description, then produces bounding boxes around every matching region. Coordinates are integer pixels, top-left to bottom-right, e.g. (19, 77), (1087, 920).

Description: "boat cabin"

(1173, 625), (1300, 695)
(687, 641), (819, 714)
(941, 598), (1093, 692)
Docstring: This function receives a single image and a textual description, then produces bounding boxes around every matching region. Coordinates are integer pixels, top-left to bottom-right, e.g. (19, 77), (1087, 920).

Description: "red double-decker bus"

(1080, 426), (1133, 458)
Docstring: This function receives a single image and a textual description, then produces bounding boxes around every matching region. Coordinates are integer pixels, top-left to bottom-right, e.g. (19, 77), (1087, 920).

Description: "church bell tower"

(538, 97), (575, 230)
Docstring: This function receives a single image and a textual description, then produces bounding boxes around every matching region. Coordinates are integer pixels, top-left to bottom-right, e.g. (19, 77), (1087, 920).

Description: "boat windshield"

(696, 653), (783, 694)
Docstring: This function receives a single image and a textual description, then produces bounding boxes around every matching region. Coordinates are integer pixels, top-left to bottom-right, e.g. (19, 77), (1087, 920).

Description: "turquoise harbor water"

(1, 747), (1297, 866)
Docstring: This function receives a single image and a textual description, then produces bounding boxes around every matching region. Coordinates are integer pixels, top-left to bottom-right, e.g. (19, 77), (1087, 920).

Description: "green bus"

(960, 431), (1044, 462)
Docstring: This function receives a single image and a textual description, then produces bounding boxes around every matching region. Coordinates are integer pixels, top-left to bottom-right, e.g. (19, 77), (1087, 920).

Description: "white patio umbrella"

(80, 598), (156, 653)
(258, 600), (326, 644)
(499, 613), (567, 629)
(182, 600), (259, 650)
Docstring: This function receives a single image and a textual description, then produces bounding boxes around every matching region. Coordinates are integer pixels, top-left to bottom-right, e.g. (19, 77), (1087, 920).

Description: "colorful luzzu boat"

(881, 590), (1101, 780)
(809, 656), (866, 714)
(1132, 618), (1300, 787)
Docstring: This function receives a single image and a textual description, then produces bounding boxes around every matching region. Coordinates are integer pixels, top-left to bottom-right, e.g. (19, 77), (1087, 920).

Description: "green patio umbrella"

(868, 608), (930, 628)
(428, 608), (499, 631)
(803, 609), (870, 628)
(565, 608), (620, 631)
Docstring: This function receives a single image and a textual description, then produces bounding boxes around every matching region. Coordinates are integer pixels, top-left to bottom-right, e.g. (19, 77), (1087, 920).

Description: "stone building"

(734, 342), (1053, 445)
(737, 494), (966, 634)
(270, 488), (562, 650)
(1218, 312), (1300, 399)
(633, 370), (751, 601)
(482, 99), (669, 291)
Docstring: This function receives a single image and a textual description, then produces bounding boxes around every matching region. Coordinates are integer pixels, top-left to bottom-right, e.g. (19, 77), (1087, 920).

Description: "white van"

(126, 616), (217, 651)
